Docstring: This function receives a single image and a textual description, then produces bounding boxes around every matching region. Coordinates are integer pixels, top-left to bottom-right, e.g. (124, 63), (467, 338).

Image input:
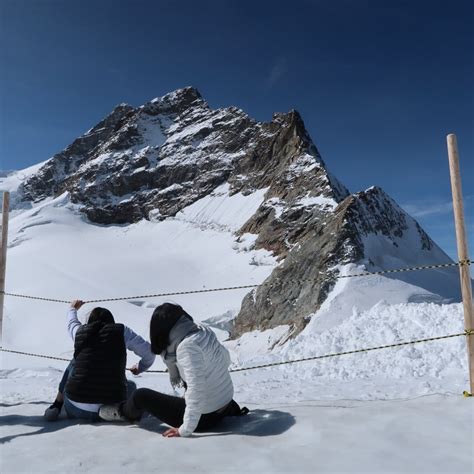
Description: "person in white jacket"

(100, 303), (248, 437)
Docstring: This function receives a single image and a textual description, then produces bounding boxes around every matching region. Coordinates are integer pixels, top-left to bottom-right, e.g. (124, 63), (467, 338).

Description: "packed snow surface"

(1, 169), (472, 473)
(1, 376), (472, 474)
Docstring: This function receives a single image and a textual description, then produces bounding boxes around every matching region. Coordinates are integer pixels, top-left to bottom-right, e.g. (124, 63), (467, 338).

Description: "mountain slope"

(3, 87), (461, 339)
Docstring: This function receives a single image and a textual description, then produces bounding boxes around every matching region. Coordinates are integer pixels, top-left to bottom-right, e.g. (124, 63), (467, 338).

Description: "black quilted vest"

(65, 322), (127, 404)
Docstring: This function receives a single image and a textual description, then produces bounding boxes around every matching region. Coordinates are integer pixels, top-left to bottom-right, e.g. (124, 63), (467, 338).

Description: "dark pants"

(121, 388), (226, 431)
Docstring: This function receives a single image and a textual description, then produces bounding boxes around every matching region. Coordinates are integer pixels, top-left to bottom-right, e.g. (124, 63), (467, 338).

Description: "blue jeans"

(63, 396), (102, 422)
(58, 361), (75, 393)
(58, 360), (136, 422)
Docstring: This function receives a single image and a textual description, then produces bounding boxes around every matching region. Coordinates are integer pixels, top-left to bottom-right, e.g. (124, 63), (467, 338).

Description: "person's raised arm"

(67, 300), (84, 340)
(123, 326), (156, 374)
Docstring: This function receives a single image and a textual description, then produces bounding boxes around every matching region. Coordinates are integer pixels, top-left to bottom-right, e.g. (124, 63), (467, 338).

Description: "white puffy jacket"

(176, 325), (234, 437)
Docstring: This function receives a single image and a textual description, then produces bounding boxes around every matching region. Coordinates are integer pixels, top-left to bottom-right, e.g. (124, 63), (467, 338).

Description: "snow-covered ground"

(1, 373), (472, 474)
(1, 169), (473, 473)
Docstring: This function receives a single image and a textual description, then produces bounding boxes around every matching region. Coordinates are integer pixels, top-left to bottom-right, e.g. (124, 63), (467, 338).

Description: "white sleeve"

(67, 308), (81, 340)
(176, 342), (206, 437)
(123, 326), (156, 373)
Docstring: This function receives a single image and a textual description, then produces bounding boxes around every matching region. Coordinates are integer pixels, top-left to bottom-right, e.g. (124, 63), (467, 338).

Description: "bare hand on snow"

(162, 427), (181, 438)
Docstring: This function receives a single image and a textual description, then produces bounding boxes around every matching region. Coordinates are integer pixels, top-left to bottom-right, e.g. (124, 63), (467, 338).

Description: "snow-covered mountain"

(5, 87), (461, 339)
(2, 87), (460, 344)
(2, 89), (470, 474)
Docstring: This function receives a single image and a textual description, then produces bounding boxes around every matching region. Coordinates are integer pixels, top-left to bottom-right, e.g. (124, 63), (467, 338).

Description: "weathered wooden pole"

(446, 134), (474, 395)
(0, 191), (10, 343)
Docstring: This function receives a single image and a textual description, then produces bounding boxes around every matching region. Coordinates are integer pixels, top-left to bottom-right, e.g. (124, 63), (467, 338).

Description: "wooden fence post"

(0, 191), (10, 343)
(446, 134), (474, 394)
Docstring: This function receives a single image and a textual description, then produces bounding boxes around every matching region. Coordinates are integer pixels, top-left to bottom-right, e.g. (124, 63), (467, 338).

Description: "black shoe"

(44, 401), (63, 421)
(223, 400), (250, 416)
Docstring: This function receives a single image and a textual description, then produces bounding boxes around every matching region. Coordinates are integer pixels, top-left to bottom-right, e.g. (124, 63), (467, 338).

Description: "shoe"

(221, 399), (250, 417)
(99, 403), (128, 422)
(44, 402), (62, 421)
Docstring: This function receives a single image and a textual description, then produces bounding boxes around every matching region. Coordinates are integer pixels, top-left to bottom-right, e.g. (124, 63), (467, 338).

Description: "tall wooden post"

(0, 191), (10, 343)
(446, 134), (474, 394)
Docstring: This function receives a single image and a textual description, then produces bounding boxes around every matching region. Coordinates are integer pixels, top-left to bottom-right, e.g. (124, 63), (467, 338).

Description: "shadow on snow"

(0, 407), (295, 443)
(137, 409), (296, 438)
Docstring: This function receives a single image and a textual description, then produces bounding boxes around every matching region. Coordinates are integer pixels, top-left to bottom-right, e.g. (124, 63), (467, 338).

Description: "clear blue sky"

(1, 0), (472, 258)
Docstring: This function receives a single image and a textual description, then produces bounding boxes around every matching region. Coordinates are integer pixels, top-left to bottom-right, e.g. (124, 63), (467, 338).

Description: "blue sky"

(0, 0), (472, 258)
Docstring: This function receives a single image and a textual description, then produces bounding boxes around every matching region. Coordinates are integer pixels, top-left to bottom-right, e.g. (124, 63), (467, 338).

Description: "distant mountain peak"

(15, 87), (457, 338)
(146, 86), (205, 114)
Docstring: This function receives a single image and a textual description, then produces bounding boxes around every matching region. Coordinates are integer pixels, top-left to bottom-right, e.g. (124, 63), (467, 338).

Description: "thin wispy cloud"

(402, 195), (473, 218)
(402, 201), (453, 218)
(266, 57), (288, 89)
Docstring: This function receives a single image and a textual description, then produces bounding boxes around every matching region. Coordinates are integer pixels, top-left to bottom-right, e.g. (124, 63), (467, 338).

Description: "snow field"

(1, 376), (472, 474)
(1, 185), (276, 370)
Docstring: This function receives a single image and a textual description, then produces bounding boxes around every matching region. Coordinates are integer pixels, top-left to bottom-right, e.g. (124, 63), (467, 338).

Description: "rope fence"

(0, 259), (472, 392)
(0, 259), (470, 305)
(1, 330), (472, 374)
(228, 330), (473, 372)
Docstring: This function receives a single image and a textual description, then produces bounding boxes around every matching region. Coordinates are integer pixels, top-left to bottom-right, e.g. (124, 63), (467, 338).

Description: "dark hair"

(88, 307), (115, 325)
(150, 303), (192, 355)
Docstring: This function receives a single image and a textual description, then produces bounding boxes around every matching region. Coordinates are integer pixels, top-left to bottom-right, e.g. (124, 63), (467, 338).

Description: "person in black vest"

(44, 300), (155, 422)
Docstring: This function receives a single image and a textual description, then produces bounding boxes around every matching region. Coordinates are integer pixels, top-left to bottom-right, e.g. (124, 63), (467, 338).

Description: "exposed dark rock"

(233, 196), (363, 335)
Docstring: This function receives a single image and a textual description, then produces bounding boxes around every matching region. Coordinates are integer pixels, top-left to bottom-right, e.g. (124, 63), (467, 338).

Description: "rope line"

(334, 260), (470, 279)
(2, 330), (471, 374)
(229, 330), (472, 372)
(0, 348), (70, 362)
(0, 293), (70, 304)
(0, 348), (168, 373)
(0, 260), (469, 304)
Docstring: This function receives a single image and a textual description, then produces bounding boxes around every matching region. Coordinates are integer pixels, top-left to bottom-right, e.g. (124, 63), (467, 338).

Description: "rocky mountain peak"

(162, 85), (202, 103)
(19, 87), (346, 226)
(269, 109), (312, 145)
(14, 87), (455, 339)
(143, 87), (206, 116)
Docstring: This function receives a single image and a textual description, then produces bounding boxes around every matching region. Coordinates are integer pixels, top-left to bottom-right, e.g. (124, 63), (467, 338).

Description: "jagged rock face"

(346, 187), (433, 251)
(232, 186), (438, 336)
(22, 104), (136, 199)
(234, 196), (363, 336)
(18, 87), (450, 337)
(20, 88), (348, 229)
